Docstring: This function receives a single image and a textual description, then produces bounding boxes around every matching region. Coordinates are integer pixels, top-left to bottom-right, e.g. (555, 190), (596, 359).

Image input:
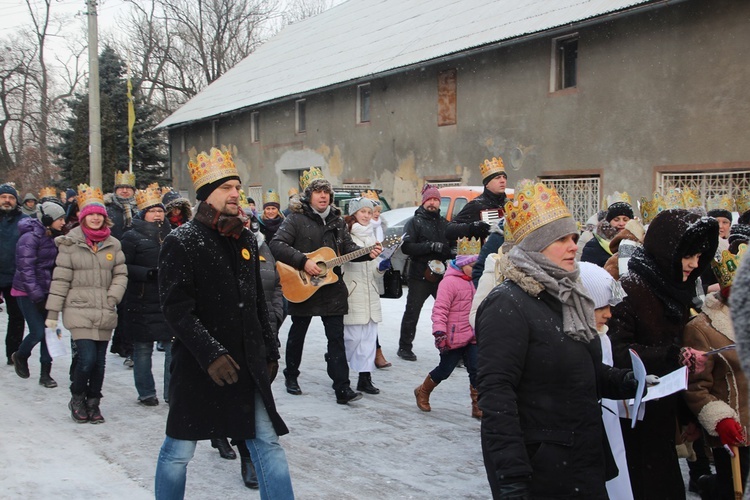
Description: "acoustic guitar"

(276, 235), (400, 303)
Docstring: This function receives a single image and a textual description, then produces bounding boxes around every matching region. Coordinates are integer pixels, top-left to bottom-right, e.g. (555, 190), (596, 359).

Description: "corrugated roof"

(158, 0), (658, 128)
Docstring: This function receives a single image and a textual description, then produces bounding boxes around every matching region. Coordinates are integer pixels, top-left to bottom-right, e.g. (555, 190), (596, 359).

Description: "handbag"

(380, 268), (403, 299)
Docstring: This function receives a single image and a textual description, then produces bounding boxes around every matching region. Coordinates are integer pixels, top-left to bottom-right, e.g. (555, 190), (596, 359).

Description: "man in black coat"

(155, 149), (293, 499)
(0, 183), (28, 365)
(269, 173), (381, 404)
(397, 185), (452, 361)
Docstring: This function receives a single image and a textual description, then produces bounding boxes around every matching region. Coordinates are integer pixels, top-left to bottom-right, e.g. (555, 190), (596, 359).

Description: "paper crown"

(711, 244), (747, 289)
(238, 189), (251, 209)
(288, 187), (299, 197)
(705, 194), (735, 213)
(300, 167), (325, 191)
(504, 180), (572, 243)
(77, 184), (104, 209)
(39, 187), (57, 199)
(361, 190), (379, 201)
(736, 190), (750, 214)
(606, 191), (633, 207)
(263, 189), (281, 206)
(457, 237), (482, 256)
(114, 170), (136, 188)
(480, 157), (505, 181)
(188, 147), (239, 190)
(660, 188), (701, 210)
(503, 218), (514, 243)
(639, 192), (666, 224)
(135, 183), (163, 211)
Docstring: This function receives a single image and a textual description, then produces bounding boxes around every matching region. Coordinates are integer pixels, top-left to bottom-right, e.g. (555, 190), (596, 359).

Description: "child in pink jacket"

(414, 253), (480, 418)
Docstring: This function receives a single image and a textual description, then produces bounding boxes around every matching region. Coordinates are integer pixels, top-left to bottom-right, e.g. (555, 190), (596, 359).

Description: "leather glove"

(621, 371), (649, 398)
(107, 296), (118, 310)
(497, 481), (530, 499)
(716, 418), (745, 446)
(433, 331), (449, 353)
(207, 354), (240, 386)
(45, 318), (58, 330)
(146, 268), (158, 281)
(470, 220), (491, 238)
(430, 242), (446, 254)
(267, 360), (279, 383)
(378, 259), (391, 272)
(680, 347), (707, 374)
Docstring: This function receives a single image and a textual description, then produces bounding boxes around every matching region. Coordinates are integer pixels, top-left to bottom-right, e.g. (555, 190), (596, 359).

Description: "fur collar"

(703, 292), (735, 341)
(497, 251), (544, 297)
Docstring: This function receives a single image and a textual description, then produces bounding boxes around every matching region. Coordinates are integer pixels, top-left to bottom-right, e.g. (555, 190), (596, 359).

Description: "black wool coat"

(268, 201), (367, 317)
(476, 282), (633, 499)
(401, 206), (451, 281)
(445, 188), (506, 240)
(158, 217), (286, 440)
(120, 219), (172, 343)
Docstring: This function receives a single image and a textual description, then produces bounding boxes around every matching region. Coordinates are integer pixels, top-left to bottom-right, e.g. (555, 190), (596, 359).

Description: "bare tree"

(282, 0), (335, 25)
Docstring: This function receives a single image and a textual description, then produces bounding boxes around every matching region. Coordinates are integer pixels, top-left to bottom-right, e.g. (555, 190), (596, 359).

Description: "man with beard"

(396, 184), (452, 361)
(155, 148), (293, 499)
(0, 183), (28, 365)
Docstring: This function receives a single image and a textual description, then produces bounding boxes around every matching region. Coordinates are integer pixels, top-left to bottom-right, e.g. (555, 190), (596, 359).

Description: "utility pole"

(87, 0), (102, 188)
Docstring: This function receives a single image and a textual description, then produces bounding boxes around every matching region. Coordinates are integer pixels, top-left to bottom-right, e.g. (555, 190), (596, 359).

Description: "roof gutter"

(161, 0), (691, 130)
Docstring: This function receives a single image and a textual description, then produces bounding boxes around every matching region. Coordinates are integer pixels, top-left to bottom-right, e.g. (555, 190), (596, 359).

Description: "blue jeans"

(155, 393), (294, 500)
(133, 341), (172, 401)
(429, 343), (478, 387)
(70, 339), (108, 397)
(16, 296), (51, 364)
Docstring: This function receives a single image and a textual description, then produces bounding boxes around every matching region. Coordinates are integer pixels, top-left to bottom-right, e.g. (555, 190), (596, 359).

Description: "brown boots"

(470, 385), (482, 419)
(414, 375), (438, 411)
(374, 348), (392, 368)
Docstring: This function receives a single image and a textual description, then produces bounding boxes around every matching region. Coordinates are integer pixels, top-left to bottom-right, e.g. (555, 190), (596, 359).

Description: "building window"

(245, 185), (263, 206)
(357, 83), (371, 124)
(250, 112), (260, 143)
(551, 34), (578, 92)
(437, 69), (457, 126)
(538, 175), (600, 224)
(660, 170), (750, 204)
(296, 99), (306, 133)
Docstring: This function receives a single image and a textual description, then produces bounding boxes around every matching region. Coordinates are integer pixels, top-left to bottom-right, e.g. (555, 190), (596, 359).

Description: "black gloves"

(431, 242), (447, 254)
(622, 371), (649, 398)
(147, 268), (158, 281)
(470, 220), (491, 238)
(497, 481), (530, 499)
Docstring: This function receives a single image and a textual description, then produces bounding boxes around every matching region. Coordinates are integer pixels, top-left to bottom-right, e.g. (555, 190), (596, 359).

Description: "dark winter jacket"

(476, 280), (634, 499)
(255, 232), (284, 335)
(105, 193), (137, 240)
(0, 207), (28, 287)
(159, 216), (286, 440)
(121, 219), (173, 343)
(12, 218), (58, 303)
(581, 235), (612, 267)
(472, 226), (504, 287)
(608, 208), (719, 500)
(401, 206), (451, 281)
(268, 200), (368, 317)
(259, 215), (284, 242)
(445, 188), (506, 240)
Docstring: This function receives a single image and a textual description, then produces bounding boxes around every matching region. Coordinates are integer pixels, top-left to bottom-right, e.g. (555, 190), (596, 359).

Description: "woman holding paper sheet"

(609, 208), (719, 499)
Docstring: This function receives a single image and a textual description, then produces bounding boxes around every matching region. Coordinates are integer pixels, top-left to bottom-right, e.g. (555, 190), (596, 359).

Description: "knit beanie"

(38, 201), (66, 225)
(65, 188), (77, 199)
(348, 197), (374, 216)
(606, 202), (634, 222)
(79, 203), (108, 219)
(579, 262), (619, 309)
(455, 254), (479, 267)
(195, 175), (241, 201)
(707, 208), (733, 222)
(0, 183), (19, 201)
(517, 216), (578, 253)
(421, 184), (440, 204)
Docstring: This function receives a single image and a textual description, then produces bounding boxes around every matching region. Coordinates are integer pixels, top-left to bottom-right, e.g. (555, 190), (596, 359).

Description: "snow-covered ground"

(0, 291), (699, 499)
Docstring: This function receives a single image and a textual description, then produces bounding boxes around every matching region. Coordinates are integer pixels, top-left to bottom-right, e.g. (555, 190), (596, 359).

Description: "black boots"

(241, 457), (259, 489)
(11, 352), (29, 379)
(39, 363), (57, 388)
(357, 372), (380, 394)
(285, 375), (302, 395)
(211, 438), (237, 460)
(86, 397), (105, 424)
(336, 387), (363, 405)
(397, 348), (417, 361)
(69, 393), (89, 423)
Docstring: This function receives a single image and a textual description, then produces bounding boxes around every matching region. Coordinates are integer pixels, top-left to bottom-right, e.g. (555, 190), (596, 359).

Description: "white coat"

(342, 223), (383, 326)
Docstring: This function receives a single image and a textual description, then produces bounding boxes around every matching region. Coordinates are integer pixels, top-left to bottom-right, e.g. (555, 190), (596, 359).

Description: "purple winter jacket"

(431, 262), (476, 350)
(12, 217), (58, 304)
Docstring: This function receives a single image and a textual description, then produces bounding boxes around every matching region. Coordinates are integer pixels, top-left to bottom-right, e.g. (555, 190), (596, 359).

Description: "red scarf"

(80, 223), (111, 247)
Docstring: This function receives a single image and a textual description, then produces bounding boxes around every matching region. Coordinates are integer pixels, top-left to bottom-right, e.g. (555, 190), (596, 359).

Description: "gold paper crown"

(77, 183), (104, 209)
(639, 192), (666, 224)
(39, 187), (57, 199)
(705, 194), (735, 213)
(479, 157), (505, 181)
(680, 188), (701, 209)
(736, 190), (750, 214)
(605, 191), (633, 207)
(300, 167), (325, 191)
(503, 219), (514, 243)
(711, 244), (747, 289)
(114, 170), (136, 188)
(238, 189), (251, 209)
(135, 183), (163, 211)
(504, 180), (572, 243)
(288, 187), (299, 197)
(457, 237), (482, 256)
(263, 189), (281, 206)
(361, 190), (379, 201)
(188, 147), (239, 190)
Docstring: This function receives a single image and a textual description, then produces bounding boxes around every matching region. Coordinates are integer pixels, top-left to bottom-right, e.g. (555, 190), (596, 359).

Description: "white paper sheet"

(629, 349), (647, 428)
(44, 328), (67, 359)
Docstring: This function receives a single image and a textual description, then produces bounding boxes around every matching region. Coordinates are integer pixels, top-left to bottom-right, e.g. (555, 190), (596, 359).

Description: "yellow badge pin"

(241, 248), (251, 260)
(105, 253), (114, 261)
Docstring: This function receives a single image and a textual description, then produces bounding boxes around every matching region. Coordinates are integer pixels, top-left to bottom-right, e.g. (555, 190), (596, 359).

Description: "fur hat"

(729, 224), (750, 247)
(304, 179), (333, 200)
(606, 202), (634, 222)
(348, 197), (374, 216)
(707, 208), (733, 222)
(421, 184), (440, 204)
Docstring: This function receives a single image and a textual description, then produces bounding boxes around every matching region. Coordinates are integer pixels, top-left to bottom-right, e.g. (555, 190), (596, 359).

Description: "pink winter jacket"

(431, 263), (476, 350)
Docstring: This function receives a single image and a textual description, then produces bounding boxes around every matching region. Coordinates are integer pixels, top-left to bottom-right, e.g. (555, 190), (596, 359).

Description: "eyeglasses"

(147, 208), (165, 214)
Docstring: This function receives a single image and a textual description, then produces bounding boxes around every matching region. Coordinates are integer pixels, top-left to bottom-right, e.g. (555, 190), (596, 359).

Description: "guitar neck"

(327, 244), (376, 268)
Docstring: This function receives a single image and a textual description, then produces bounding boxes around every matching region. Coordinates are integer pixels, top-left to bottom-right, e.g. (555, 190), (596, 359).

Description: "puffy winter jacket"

(0, 208), (28, 287)
(401, 206), (451, 281)
(342, 223), (383, 326)
(12, 218), (58, 303)
(432, 263), (476, 349)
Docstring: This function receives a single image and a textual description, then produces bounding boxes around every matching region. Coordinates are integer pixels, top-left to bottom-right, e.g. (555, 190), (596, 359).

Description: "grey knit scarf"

(508, 246), (598, 343)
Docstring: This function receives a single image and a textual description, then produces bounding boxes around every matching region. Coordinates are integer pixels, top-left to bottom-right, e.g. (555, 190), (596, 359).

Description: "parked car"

(381, 206), (419, 277)
(439, 185), (515, 221)
(333, 187), (391, 214)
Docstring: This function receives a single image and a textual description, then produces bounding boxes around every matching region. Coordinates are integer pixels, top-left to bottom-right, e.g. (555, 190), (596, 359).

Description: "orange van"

(438, 186), (514, 221)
